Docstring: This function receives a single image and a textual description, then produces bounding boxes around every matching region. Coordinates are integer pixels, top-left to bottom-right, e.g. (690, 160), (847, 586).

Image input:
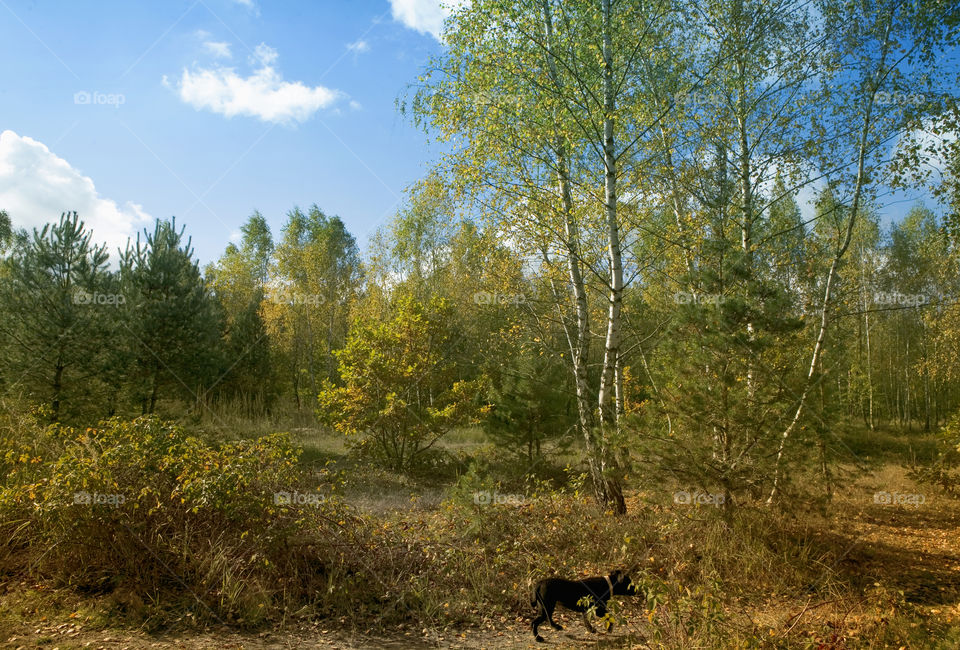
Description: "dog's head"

(608, 570), (638, 596)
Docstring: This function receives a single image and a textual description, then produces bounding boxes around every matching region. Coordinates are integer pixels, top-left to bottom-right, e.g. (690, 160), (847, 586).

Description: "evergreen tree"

(0, 212), (117, 419)
(485, 334), (574, 465)
(124, 218), (221, 414)
(0, 210), (11, 255)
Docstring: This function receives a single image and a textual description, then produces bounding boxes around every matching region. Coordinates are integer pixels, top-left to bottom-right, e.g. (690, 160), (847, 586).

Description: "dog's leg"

(532, 610), (547, 643)
(533, 592), (559, 642)
(546, 603), (563, 631)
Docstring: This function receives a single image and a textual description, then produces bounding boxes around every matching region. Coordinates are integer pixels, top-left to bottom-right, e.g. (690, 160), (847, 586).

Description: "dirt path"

(2, 620), (631, 649)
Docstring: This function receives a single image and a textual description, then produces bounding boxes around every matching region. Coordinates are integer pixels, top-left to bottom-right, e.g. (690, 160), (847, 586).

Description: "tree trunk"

(149, 360), (161, 414)
(595, 0), (627, 515)
(540, 0), (621, 512)
(52, 354), (64, 421)
(861, 246), (875, 429)
(736, 34), (756, 403)
(292, 364), (301, 412)
(767, 36), (888, 503)
(922, 320), (931, 432)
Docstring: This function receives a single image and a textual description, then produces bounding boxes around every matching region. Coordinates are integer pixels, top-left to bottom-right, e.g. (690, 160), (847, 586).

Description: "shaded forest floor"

(3, 462), (960, 649)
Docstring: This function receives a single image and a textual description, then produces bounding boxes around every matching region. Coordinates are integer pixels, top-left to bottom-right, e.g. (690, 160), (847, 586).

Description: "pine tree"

(0, 212), (117, 419)
(123, 218), (221, 414)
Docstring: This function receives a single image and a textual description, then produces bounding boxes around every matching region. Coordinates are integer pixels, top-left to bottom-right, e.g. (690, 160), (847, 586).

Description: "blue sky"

(0, 0), (453, 262)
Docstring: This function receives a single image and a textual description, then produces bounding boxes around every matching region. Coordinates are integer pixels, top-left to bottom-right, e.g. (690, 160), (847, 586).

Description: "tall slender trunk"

(149, 359), (161, 414)
(540, 0), (603, 505)
(658, 125), (695, 278)
(305, 307), (318, 398)
(904, 329), (911, 430)
(327, 304), (337, 383)
(52, 353), (64, 421)
(736, 34), (756, 402)
(861, 250), (875, 429)
(595, 0), (626, 514)
(768, 36), (887, 502)
(922, 320), (931, 432)
(818, 361), (832, 500)
(292, 365), (301, 412)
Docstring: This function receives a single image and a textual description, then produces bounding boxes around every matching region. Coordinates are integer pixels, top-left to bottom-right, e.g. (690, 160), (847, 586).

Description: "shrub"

(0, 415), (354, 627)
(317, 295), (488, 472)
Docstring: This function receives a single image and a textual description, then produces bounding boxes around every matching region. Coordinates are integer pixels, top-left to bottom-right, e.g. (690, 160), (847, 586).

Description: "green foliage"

(207, 212), (277, 413)
(909, 411), (960, 494)
(265, 205), (362, 411)
(0, 413), (349, 626)
(3, 1), (960, 641)
(0, 212), (117, 420)
(484, 336), (574, 464)
(0, 209), (11, 254)
(631, 177), (807, 505)
(318, 294), (488, 472)
(122, 218), (222, 415)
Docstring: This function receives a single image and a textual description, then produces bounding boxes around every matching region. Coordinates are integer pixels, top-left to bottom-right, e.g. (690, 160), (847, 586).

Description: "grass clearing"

(2, 414), (959, 648)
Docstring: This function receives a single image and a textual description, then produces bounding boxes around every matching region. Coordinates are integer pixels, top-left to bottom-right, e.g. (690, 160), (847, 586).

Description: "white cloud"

(0, 130), (151, 254)
(171, 43), (342, 125)
(796, 177), (826, 226)
(251, 42), (278, 66)
(349, 100), (362, 111)
(346, 39), (370, 54)
(203, 40), (232, 59)
(389, 0), (466, 40)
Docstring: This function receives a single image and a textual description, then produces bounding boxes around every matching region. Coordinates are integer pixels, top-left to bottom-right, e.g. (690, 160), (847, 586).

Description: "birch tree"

(768, 0), (960, 501)
(409, 0), (676, 513)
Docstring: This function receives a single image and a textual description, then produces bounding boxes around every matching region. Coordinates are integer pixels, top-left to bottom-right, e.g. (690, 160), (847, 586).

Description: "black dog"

(530, 570), (638, 642)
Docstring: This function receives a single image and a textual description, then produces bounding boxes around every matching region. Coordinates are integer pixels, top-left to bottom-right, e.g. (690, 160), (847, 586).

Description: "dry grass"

(3, 412), (960, 648)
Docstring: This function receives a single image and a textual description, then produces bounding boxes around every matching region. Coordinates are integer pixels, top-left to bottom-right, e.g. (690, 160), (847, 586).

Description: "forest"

(3, 0), (960, 647)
